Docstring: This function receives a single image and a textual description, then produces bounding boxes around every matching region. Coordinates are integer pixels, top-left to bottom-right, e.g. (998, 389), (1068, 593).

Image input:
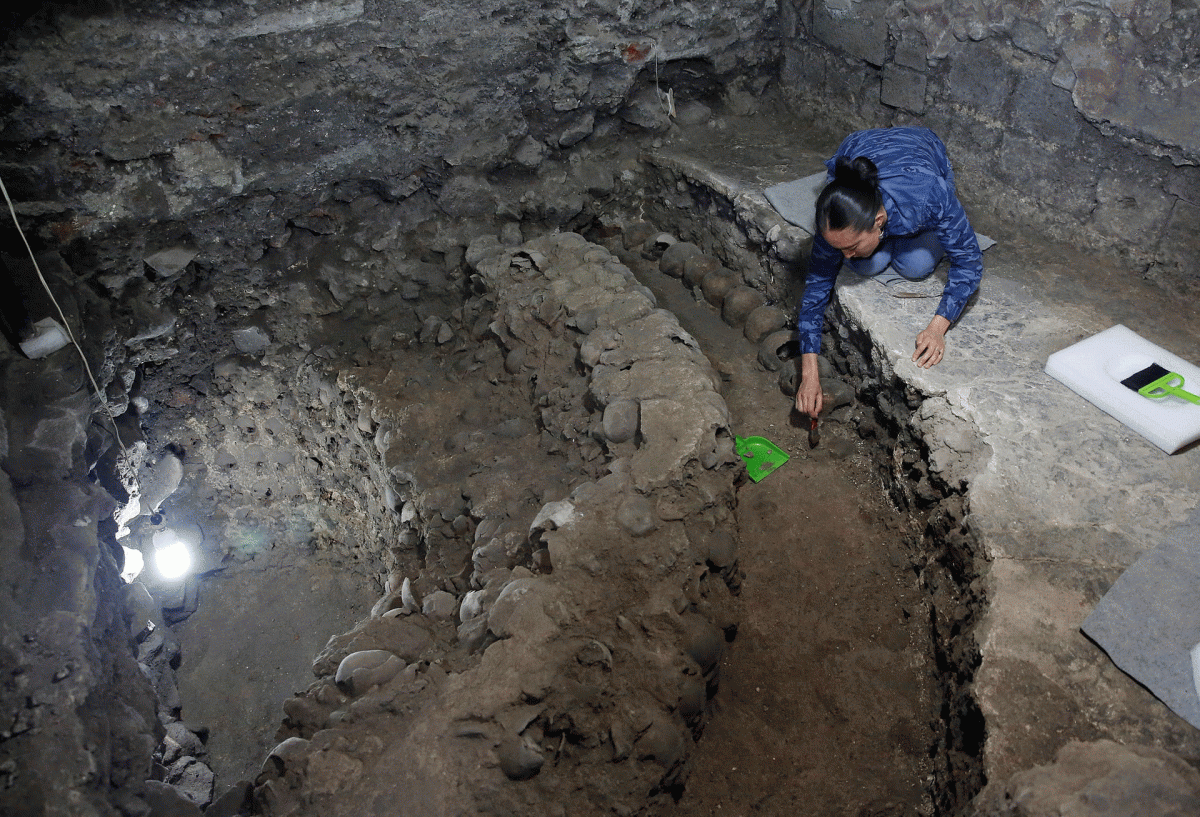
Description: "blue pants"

(844, 229), (945, 280)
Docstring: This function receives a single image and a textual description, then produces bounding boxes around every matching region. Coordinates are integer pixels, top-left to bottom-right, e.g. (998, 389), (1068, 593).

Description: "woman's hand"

(795, 353), (824, 417)
(913, 315), (951, 368)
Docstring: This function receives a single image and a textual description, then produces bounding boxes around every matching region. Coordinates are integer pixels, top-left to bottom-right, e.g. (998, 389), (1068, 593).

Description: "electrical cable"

(0, 174), (127, 454)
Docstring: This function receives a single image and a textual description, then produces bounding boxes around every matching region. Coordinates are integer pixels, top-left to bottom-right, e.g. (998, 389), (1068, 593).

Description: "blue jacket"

(796, 127), (983, 354)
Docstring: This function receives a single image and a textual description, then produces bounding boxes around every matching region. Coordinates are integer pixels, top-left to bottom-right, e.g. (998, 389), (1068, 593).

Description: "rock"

(497, 732), (544, 780)
(557, 110), (595, 147)
(824, 378), (855, 412)
(459, 589), (486, 622)
(487, 577), (546, 638)
(688, 526), (737, 569)
(617, 494), (657, 537)
(675, 100), (712, 126)
(472, 538), (513, 575)
(576, 639), (613, 670)
(757, 329), (798, 372)
(575, 161), (614, 195)
(975, 739), (1200, 817)
(721, 286), (767, 328)
(439, 173), (498, 218)
(370, 589), (404, 618)
(778, 363), (797, 396)
(635, 718), (685, 768)
(493, 417), (532, 438)
(623, 222), (657, 250)
(231, 326), (270, 355)
(205, 781), (253, 817)
(159, 576), (201, 625)
(285, 281), (342, 315)
(679, 674), (706, 717)
(123, 581), (156, 638)
(163, 721), (204, 763)
(422, 590), (459, 621)
(465, 235), (505, 268)
(512, 136), (547, 169)
(144, 247), (197, 277)
(451, 514), (472, 535)
(504, 347), (527, 374)
(500, 221), (523, 246)
(680, 612), (724, 670)
(610, 717), (634, 762)
(334, 650), (404, 696)
(579, 328), (621, 368)
(166, 757), (215, 807)
(418, 315), (443, 343)
(456, 614), (492, 654)
(659, 242), (702, 278)
(620, 86), (671, 132)
(142, 780), (203, 817)
(602, 399), (639, 443)
(281, 695), (329, 731)
(530, 500), (576, 536)
(681, 255), (721, 289)
(127, 298), (178, 345)
(743, 305), (787, 344)
(700, 268), (739, 307)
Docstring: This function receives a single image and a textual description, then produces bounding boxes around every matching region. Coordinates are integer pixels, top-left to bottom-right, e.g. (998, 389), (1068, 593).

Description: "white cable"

(0, 175), (127, 454)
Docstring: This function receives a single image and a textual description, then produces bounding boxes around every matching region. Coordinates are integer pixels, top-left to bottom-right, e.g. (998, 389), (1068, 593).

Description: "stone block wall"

(779, 0), (1200, 298)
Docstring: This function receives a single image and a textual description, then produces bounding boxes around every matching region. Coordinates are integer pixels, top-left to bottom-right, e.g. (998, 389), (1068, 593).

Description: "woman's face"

(822, 207), (887, 260)
(823, 224), (882, 260)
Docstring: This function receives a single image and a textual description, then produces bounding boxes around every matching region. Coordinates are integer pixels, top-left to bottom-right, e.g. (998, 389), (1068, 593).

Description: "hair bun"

(832, 155), (879, 191)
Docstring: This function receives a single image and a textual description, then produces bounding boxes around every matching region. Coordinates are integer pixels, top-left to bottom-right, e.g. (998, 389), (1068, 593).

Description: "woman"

(793, 127), (983, 419)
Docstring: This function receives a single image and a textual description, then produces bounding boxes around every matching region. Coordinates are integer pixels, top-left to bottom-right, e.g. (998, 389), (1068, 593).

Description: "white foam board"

(1045, 324), (1200, 454)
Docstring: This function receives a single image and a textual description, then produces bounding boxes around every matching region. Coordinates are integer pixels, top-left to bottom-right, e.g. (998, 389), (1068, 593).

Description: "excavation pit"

(1, 30), (1199, 811)
(111, 118), (1200, 816)
(123, 211), (973, 817)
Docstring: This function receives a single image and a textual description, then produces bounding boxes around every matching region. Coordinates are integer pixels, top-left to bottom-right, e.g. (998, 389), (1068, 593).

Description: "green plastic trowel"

(734, 435), (790, 482)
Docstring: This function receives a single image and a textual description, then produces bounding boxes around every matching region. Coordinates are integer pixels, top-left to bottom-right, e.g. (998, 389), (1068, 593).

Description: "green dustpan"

(734, 435), (790, 482)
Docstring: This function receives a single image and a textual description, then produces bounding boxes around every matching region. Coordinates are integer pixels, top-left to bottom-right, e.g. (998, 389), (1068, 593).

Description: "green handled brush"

(1120, 363), (1200, 405)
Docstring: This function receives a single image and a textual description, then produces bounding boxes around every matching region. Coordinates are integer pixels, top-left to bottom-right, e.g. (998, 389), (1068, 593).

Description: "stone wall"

(0, 0), (779, 280)
(779, 0), (1200, 297)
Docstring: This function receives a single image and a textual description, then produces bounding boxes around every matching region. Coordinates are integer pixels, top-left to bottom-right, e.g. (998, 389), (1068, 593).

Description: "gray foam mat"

(1082, 502), (1200, 730)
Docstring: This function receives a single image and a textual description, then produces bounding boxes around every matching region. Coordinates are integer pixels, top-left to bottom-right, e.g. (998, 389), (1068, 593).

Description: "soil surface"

(607, 241), (940, 817)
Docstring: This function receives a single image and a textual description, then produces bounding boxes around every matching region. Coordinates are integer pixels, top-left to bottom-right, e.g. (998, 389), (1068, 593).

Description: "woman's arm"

(796, 232), (842, 355)
(929, 179), (983, 324)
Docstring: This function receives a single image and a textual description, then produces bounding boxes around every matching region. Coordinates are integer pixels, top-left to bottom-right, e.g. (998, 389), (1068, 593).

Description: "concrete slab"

(640, 115), (1200, 788)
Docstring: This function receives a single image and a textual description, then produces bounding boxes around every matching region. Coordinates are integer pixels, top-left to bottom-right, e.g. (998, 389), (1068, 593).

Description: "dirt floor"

(609, 241), (940, 817)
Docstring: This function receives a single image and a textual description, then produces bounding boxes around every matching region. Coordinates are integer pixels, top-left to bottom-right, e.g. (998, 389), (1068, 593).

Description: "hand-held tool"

(734, 435), (790, 482)
(1120, 363), (1200, 405)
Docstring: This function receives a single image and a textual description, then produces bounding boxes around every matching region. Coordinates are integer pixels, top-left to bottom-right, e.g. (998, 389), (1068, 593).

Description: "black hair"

(814, 155), (882, 234)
